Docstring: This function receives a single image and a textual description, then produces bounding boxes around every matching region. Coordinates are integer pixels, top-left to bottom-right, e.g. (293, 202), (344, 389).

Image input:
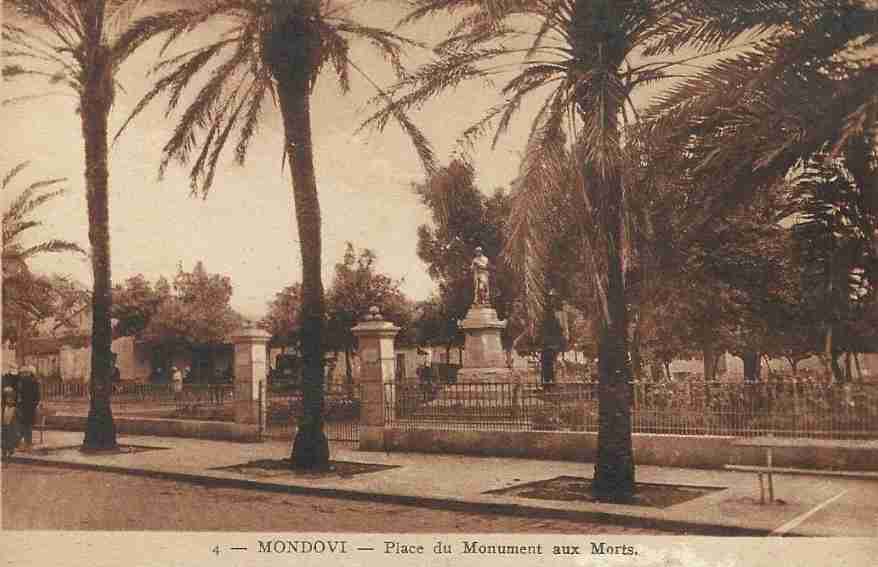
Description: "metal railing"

(385, 380), (878, 439)
(264, 384), (361, 442)
(39, 382), (234, 408)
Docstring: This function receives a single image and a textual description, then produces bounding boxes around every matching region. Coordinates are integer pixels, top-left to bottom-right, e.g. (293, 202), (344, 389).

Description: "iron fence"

(171, 384), (235, 413)
(264, 384), (361, 443)
(39, 382), (235, 410)
(385, 380), (878, 439)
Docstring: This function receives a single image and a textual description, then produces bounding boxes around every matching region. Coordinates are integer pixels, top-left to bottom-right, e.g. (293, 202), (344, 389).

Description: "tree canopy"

(112, 262), (243, 347)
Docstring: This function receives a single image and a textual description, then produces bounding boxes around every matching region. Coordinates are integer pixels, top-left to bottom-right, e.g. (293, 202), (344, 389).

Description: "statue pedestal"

(458, 306), (512, 383)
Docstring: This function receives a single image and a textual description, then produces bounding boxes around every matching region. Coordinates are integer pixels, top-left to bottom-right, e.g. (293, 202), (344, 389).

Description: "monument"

(457, 247), (511, 381)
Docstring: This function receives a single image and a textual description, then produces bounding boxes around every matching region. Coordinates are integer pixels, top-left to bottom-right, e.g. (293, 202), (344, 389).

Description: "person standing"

(16, 366), (40, 450)
(2, 386), (19, 458)
(172, 365), (184, 400)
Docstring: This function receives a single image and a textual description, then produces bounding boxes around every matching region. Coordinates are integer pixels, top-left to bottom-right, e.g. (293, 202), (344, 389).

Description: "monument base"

(459, 305), (507, 370)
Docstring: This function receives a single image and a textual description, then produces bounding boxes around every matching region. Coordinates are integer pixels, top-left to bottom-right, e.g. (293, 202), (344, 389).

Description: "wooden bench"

(726, 437), (878, 504)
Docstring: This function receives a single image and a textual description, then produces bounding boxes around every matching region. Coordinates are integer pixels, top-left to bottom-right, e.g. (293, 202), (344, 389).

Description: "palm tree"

(791, 151), (878, 381)
(119, 0), (435, 469)
(2, 162), (84, 353)
(366, 0), (829, 501)
(642, 0), (878, 376)
(2, 0), (196, 450)
(644, 1), (878, 234)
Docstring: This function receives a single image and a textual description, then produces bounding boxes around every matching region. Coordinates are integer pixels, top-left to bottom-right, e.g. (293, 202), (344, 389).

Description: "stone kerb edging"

(47, 414), (260, 443)
(377, 428), (878, 471)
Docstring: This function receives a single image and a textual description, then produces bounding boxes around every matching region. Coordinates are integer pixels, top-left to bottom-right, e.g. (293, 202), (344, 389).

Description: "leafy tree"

(326, 243), (413, 384)
(263, 283), (303, 349)
(2, 0), (191, 450)
(410, 294), (463, 364)
(2, 162), (83, 356)
(112, 265), (244, 362)
(368, 0), (827, 500)
(144, 262), (243, 347)
(112, 274), (162, 338)
(122, 0), (434, 469)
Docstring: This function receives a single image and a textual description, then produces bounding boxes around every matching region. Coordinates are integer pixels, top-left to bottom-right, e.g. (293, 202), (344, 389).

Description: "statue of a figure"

(471, 246), (491, 305)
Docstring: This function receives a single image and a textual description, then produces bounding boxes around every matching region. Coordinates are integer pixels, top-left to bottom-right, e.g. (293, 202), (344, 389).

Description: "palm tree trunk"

(81, 44), (117, 451)
(592, 178), (635, 502)
(276, 67), (329, 470)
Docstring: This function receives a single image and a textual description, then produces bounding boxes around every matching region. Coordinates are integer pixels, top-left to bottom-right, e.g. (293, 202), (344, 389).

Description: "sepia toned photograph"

(2, 1), (878, 564)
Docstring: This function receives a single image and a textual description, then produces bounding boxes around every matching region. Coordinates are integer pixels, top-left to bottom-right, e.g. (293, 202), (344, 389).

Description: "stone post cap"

(352, 306), (400, 338)
(231, 324), (271, 343)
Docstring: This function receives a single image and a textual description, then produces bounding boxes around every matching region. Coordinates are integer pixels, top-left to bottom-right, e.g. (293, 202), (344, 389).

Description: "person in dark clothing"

(16, 366), (41, 449)
(2, 385), (19, 458)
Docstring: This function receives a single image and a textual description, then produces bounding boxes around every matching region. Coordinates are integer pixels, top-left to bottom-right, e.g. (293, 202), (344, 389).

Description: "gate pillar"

(352, 306), (400, 451)
(231, 325), (271, 425)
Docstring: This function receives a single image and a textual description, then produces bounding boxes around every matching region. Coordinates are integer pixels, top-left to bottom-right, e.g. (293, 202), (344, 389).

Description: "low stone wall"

(47, 415), (260, 443)
(376, 429), (878, 471)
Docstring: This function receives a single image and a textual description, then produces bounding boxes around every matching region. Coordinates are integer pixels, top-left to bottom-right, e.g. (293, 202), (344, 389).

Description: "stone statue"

(471, 246), (491, 305)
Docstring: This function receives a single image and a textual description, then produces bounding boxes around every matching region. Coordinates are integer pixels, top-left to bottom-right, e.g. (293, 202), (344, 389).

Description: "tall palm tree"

(366, 0), (828, 501)
(119, 0), (435, 469)
(3, 0), (195, 450)
(2, 162), (84, 352)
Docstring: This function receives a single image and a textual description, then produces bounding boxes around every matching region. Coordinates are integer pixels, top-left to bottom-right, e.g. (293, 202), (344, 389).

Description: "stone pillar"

(351, 306), (399, 451)
(231, 325), (271, 425)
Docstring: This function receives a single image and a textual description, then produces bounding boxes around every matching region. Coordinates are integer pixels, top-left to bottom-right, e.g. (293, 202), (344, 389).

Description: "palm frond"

(1, 161), (30, 190)
(332, 18), (426, 78)
(6, 0), (85, 49)
(106, 0), (150, 34)
(110, 7), (203, 66)
(18, 239), (85, 259)
(113, 36), (239, 146)
(347, 58), (437, 175)
(360, 46), (507, 133)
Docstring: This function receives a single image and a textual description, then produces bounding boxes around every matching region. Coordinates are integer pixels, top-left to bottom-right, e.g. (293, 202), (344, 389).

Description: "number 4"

(212, 545), (220, 556)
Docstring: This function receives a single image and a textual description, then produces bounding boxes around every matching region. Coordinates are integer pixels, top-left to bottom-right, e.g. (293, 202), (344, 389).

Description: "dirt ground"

(1, 463), (666, 533)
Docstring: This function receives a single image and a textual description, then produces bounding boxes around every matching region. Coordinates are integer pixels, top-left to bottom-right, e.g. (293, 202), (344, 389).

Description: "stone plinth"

(458, 305), (513, 382)
(351, 307), (400, 450)
(231, 325), (270, 425)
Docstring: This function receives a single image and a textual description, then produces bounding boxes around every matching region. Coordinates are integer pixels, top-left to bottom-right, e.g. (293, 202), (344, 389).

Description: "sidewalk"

(5, 430), (877, 537)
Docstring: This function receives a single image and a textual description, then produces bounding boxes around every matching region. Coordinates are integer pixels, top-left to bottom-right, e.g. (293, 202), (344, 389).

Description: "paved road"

(2, 463), (666, 533)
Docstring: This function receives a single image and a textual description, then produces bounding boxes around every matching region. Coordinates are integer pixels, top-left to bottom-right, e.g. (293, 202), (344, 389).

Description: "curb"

(7, 456), (772, 537)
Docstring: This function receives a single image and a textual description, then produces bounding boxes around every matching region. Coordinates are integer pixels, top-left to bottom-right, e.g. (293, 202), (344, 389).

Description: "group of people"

(2, 365), (42, 458)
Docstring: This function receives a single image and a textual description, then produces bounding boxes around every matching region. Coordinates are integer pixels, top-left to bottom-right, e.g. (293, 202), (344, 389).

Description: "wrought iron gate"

(265, 384), (360, 443)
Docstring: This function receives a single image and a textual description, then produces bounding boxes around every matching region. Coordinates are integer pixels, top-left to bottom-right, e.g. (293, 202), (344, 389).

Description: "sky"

(0, 3), (677, 320)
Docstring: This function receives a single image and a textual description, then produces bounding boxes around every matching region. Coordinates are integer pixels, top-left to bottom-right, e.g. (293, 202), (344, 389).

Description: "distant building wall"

(2, 342), (17, 372)
(59, 345), (89, 382)
(57, 337), (152, 383)
(22, 352), (60, 378)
